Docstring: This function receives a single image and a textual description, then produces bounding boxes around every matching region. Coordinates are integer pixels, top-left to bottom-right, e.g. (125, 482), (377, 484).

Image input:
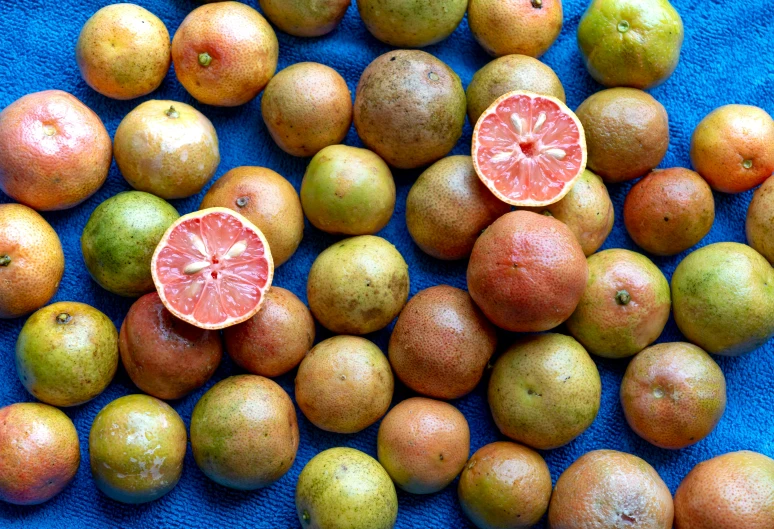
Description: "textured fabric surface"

(1, 0), (773, 527)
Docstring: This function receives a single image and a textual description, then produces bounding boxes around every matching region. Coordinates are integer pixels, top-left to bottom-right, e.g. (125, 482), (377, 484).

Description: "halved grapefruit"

(151, 207), (274, 330)
(472, 90), (587, 207)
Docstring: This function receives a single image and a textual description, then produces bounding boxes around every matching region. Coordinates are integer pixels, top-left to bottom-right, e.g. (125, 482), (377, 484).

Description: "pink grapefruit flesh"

(472, 90), (587, 207)
(151, 207), (274, 330)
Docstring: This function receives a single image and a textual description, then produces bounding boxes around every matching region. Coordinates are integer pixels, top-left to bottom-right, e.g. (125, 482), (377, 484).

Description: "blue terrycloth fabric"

(1, 0), (773, 527)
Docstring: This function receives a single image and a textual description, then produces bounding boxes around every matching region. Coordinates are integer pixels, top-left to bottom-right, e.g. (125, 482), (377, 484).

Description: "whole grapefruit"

(468, 0), (563, 58)
(357, 0), (467, 48)
(747, 175), (774, 265)
(258, 0), (350, 37)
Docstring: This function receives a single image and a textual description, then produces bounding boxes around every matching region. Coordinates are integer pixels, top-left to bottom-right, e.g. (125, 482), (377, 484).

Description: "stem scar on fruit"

(198, 52), (212, 67)
(532, 0), (543, 8)
(743, 159), (753, 169)
(165, 106), (180, 119)
(616, 290), (632, 305)
(0, 254), (11, 267)
(56, 313), (72, 324)
(618, 20), (630, 33)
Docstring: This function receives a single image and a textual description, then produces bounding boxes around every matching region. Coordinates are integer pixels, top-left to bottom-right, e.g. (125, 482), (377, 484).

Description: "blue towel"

(1, 0), (773, 527)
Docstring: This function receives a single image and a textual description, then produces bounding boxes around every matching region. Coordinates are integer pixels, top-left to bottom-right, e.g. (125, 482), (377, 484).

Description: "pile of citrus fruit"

(1, 0), (773, 527)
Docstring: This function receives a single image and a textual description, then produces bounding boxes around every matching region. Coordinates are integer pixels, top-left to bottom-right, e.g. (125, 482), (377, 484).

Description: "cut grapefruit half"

(472, 90), (587, 207)
(151, 207), (274, 330)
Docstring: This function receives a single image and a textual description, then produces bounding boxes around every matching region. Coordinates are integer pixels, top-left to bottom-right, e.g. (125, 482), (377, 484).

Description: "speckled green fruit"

(15, 301), (118, 407)
(296, 447), (398, 529)
(89, 394), (187, 504)
(190, 375), (299, 490)
(301, 145), (395, 235)
(672, 242), (774, 356)
(307, 235), (409, 334)
(577, 0), (684, 89)
(357, 0), (467, 48)
(81, 191), (179, 297)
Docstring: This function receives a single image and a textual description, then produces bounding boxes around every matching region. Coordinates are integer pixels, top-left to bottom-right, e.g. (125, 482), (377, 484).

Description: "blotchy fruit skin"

(577, 0), (684, 89)
(458, 441), (552, 529)
(119, 292), (223, 400)
(467, 54), (566, 125)
(296, 447), (398, 529)
(621, 342), (726, 450)
(357, 0), (467, 48)
(223, 287), (315, 377)
(406, 156), (511, 260)
(171, 2), (279, 106)
(307, 235), (409, 334)
(488, 334), (601, 450)
(295, 336), (393, 434)
(389, 285), (497, 400)
(190, 375), (299, 490)
(468, 0), (563, 58)
(467, 211), (588, 332)
(76, 4), (171, 100)
(377, 398), (470, 494)
(89, 395), (187, 504)
(691, 105), (774, 194)
(566, 249), (671, 359)
(0, 204), (64, 319)
(624, 168), (715, 256)
(747, 175), (774, 265)
(15, 302), (118, 407)
(0, 90), (112, 211)
(200, 167), (303, 267)
(0, 403), (80, 505)
(548, 450), (674, 529)
(523, 169), (614, 256)
(114, 100), (220, 199)
(674, 451), (774, 529)
(81, 191), (180, 297)
(575, 87), (669, 183)
(671, 242), (774, 356)
(262, 63), (352, 157)
(258, 0), (350, 37)
(354, 50), (466, 169)
(301, 145), (395, 235)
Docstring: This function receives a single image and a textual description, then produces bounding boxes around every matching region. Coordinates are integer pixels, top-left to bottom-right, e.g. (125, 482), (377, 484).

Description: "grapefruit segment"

(151, 207), (274, 330)
(472, 91), (587, 207)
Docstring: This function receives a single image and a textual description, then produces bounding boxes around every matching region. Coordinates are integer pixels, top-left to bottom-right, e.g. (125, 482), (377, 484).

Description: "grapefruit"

(472, 91), (586, 207)
(151, 207), (274, 330)
(357, 0), (467, 48)
(747, 175), (774, 265)
(468, 0), (563, 58)
(258, 0), (350, 37)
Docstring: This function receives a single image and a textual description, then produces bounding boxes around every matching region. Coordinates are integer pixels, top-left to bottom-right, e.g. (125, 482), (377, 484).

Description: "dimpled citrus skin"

(224, 287), (314, 377)
(354, 50), (466, 169)
(200, 167), (303, 267)
(523, 169), (614, 256)
(0, 403), (80, 505)
(357, 0), (467, 48)
(691, 105), (774, 194)
(0, 90), (112, 211)
(307, 235), (409, 334)
(296, 336), (393, 434)
(171, 2), (278, 107)
(190, 375), (298, 490)
(548, 450), (674, 529)
(258, 0), (350, 37)
(468, 0), (563, 58)
(458, 441), (552, 529)
(16, 302), (118, 407)
(301, 145), (396, 235)
(566, 249), (671, 359)
(577, 0), (683, 89)
(262, 63), (352, 157)
(674, 451), (774, 529)
(621, 342), (726, 450)
(76, 4), (170, 100)
(89, 395), (187, 504)
(389, 285), (497, 400)
(467, 211), (588, 332)
(377, 397), (470, 494)
(671, 242), (774, 356)
(467, 54), (566, 125)
(624, 168), (715, 256)
(0, 204), (64, 319)
(488, 334), (601, 450)
(747, 175), (774, 265)
(114, 100), (220, 199)
(406, 156), (511, 260)
(576, 88), (669, 184)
